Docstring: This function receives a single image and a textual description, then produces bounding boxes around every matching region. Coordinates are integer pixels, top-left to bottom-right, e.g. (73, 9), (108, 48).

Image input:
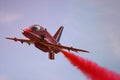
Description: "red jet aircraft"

(6, 24), (89, 60)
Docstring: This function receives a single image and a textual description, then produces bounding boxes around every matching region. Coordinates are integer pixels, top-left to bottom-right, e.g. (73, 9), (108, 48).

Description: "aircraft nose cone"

(22, 28), (32, 33)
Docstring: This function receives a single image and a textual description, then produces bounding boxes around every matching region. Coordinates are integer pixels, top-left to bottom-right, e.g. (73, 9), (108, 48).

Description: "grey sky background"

(0, 0), (120, 80)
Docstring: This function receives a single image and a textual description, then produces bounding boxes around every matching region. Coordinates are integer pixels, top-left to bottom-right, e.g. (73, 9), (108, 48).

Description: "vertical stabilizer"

(53, 26), (64, 42)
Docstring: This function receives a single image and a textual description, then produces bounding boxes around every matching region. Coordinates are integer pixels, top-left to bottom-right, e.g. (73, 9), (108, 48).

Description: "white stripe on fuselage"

(29, 32), (52, 43)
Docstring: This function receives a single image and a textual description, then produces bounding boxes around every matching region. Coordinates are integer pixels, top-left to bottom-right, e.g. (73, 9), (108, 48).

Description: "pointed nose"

(22, 28), (32, 33)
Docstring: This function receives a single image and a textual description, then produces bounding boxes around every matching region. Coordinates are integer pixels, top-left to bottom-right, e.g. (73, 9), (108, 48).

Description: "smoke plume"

(61, 50), (120, 80)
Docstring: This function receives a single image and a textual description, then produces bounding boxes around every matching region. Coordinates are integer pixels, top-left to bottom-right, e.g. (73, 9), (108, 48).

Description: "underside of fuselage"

(34, 42), (61, 53)
(23, 29), (61, 60)
(22, 24), (64, 60)
(34, 42), (61, 60)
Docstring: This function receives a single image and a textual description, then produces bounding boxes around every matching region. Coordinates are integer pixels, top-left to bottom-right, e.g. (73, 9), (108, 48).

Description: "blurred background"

(0, 0), (120, 80)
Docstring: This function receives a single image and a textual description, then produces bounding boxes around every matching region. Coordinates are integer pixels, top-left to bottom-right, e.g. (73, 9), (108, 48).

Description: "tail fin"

(53, 26), (64, 42)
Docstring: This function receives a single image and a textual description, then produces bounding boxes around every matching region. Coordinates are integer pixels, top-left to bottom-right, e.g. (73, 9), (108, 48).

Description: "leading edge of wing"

(6, 37), (33, 45)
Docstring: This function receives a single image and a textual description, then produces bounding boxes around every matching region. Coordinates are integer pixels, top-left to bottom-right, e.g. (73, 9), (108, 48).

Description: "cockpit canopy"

(30, 24), (45, 31)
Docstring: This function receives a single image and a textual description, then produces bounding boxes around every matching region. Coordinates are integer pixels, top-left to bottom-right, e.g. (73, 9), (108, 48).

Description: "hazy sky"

(0, 0), (120, 80)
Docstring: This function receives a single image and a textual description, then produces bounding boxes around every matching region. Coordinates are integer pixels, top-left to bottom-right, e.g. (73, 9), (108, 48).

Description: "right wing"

(6, 37), (33, 45)
(41, 42), (89, 53)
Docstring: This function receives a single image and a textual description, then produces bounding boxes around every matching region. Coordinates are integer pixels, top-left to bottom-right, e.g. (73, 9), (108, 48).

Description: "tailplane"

(53, 26), (64, 42)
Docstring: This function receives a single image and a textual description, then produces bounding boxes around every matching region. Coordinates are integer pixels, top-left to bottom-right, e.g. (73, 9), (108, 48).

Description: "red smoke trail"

(61, 50), (120, 80)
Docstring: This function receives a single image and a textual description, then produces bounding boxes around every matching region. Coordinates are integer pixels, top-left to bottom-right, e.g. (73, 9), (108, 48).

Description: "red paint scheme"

(6, 24), (89, 60)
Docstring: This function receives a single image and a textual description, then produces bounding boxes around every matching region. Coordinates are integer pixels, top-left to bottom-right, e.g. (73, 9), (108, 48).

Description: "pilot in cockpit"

(31, 24), (45, 31)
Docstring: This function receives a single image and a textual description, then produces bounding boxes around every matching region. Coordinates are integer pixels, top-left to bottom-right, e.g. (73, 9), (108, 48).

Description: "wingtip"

(79, 50), (90, 53)
(5, 37), (10, 39)
(83, 50), (90, 53)
(86, 51), (90, 53)
(5, 37), (17, 41)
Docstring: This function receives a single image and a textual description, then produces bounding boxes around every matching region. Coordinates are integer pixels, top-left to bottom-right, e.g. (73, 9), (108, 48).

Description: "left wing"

(6, 37), (33, 45)
(42, 42), (89, 53)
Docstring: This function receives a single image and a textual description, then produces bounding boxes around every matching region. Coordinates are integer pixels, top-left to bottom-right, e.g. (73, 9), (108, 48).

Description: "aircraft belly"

(35, 43), (49, 52)
(34, 42), (61, 53)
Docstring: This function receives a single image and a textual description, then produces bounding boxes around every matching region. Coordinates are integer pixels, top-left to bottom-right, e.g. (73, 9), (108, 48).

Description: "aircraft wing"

(43, 42), (89, 53)
(6, 37), (33, 45)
